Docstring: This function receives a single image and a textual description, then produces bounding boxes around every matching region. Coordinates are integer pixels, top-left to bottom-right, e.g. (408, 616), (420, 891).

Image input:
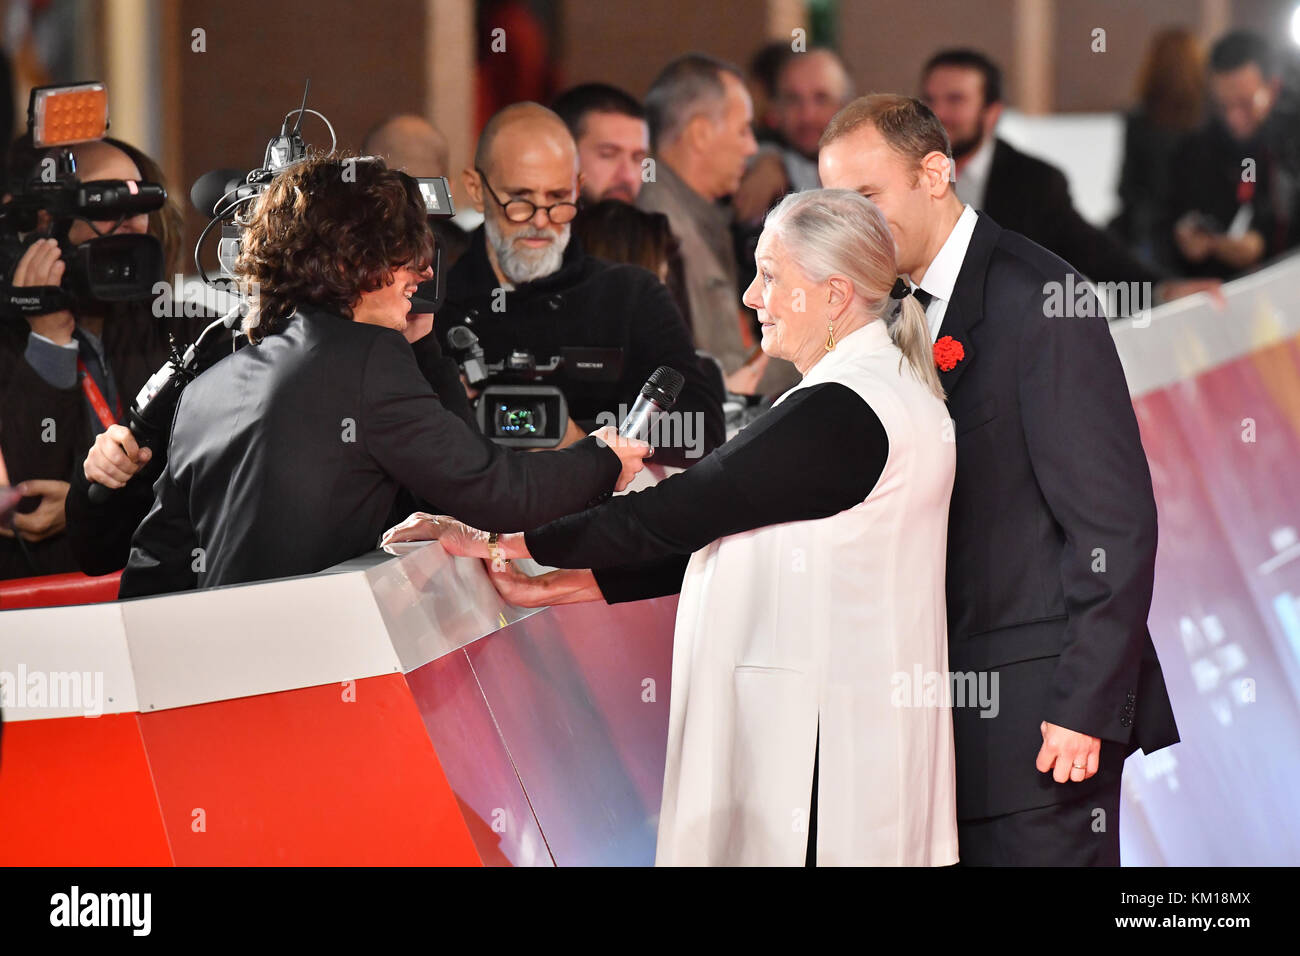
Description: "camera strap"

(77, 356), (121, 429)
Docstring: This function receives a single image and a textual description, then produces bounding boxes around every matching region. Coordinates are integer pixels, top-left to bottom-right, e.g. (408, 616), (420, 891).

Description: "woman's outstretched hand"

(437, 521), (494, 561)
(484, 561), (558, 606)
(380, 513), (520, 569)
(380, 513), (604, 606)
(381, 512), (489, 557)
(486, 564), (605, 608)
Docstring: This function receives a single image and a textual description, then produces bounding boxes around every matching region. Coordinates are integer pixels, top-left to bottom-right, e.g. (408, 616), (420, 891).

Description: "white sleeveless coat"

(654, 319), (959, 866)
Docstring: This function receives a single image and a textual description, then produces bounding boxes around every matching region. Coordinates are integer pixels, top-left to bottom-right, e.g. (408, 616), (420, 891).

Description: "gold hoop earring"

(825, 321), (836, 351)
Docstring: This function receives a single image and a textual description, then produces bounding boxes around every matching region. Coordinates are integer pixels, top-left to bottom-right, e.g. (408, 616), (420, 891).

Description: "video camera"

(0, 82), (166, 318)
(444, 324), (623, 448)
(188, 81), (333, 291)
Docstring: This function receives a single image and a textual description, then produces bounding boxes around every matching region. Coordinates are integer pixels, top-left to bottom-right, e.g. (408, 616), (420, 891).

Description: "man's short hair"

(922, 48), (1004, 106)
(552, 83), (644, 141)
(820, 94), (952, 185)
(644, 52), (744, 149)
(1209, 30), (1275, 78)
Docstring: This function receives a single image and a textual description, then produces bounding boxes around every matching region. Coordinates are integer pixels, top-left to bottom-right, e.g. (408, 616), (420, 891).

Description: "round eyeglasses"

(476, 167), (579, 224)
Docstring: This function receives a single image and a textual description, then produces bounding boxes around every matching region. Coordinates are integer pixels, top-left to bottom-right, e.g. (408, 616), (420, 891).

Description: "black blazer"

(939, 212), (1179, 820)
(118, 306), (620, 598)
(983, 138), (1164, 291)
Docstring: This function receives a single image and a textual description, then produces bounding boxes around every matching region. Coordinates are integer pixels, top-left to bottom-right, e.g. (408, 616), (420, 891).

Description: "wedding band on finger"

(1072, 760), (1086, 770)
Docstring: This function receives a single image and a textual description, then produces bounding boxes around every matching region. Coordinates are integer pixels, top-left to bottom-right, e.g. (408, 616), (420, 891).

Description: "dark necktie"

(914, 288), (934, 310)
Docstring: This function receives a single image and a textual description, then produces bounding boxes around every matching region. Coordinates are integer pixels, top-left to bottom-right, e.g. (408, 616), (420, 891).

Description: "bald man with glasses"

(435, 102), (725, 467)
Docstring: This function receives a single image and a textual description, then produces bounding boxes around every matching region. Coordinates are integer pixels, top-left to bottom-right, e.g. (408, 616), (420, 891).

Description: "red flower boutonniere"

(933, 335), (966, 372)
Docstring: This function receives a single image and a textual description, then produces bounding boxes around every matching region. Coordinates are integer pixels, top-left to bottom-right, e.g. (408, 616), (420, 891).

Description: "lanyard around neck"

(77, 356), (121, 429)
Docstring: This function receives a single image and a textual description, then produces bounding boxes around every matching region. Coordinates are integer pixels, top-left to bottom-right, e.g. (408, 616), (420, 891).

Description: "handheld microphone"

(619, 365), (685, 441)
(85, 353), (187, 505)
(585, 365), (684, 507)
(86, 302), (246, 505)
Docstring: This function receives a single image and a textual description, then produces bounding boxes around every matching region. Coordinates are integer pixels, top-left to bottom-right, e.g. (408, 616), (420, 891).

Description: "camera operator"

(440, 102), (724, 468)
(0, 135), (212, 581)
(118, 154), (649, 598)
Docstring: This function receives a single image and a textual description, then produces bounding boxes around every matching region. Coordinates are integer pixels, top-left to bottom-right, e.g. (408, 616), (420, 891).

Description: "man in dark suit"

(119, 156), (649, 598)
(821, 95), (1179, 865)
(919, 48), (1218, 309)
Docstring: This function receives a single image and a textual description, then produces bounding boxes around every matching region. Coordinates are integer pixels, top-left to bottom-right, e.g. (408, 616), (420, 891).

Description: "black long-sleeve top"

(525, 382), (890, 604)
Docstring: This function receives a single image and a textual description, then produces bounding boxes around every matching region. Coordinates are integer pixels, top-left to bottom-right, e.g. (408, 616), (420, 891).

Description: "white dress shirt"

(953, 135), (996, 210)
(915, 203), (979, 342)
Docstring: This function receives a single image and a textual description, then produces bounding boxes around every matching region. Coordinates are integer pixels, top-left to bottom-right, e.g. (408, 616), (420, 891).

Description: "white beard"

(485, 215), (571, 286)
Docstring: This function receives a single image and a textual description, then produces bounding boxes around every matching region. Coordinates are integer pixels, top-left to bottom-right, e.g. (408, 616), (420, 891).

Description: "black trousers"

(805, 725), (818, 867)
(956, 775), (1122, 866)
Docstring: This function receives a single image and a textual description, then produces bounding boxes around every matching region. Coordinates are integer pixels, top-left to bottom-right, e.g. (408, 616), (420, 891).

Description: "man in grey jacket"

(639, 53), (800, 398)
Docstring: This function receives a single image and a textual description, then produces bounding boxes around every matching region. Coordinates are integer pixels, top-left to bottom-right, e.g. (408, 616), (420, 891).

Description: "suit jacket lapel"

(934, 212), (999, 398)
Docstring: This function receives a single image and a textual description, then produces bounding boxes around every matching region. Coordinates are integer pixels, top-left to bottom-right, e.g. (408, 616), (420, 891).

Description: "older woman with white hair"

(384, 188), (958, 866)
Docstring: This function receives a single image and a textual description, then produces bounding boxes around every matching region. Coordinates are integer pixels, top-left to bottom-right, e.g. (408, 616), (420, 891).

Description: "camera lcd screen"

(414, 177), (454, 218)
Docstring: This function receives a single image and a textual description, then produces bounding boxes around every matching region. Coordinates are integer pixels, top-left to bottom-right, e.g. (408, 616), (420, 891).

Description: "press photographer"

(0, 83), (208, 580)
(118, 153), (650, 598)
(439, 102), (724, 468)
